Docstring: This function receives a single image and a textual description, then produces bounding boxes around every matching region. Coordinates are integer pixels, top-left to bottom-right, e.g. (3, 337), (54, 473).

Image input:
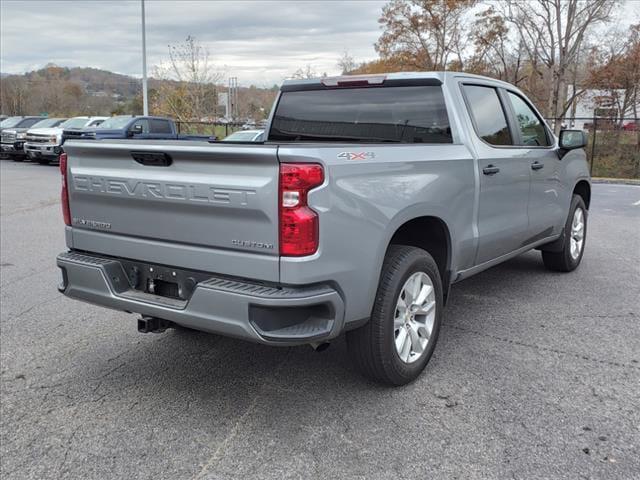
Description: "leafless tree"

(153, 36), (225, 121)
(289, 64), (318, 79)
(504, 0), (616, 132)
(338, 50), (357, 74)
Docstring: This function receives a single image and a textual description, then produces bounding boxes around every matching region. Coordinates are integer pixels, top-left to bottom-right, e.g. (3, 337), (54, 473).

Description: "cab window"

(462, 85), (512, 146)
(131, 119), (150, 134)
(150, 119), (172, 134)
(507, 92), (551, 146)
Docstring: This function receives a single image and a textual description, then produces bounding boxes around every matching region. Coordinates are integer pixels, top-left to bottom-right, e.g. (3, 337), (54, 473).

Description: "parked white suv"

(24, 116), (107, 164)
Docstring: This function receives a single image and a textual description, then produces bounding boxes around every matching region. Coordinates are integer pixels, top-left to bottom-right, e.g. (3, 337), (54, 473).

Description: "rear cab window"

(269, 84), (452, 143)
(150, 119), (172, 134)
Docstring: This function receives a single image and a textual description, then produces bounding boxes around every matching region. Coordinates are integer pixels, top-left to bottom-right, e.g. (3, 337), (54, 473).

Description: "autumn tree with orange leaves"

(375, 0), (477, 71)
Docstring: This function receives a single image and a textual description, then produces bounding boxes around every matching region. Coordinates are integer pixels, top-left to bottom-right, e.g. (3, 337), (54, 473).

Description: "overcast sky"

(1, 1), (638, 87)
(0, 0), (386, 86)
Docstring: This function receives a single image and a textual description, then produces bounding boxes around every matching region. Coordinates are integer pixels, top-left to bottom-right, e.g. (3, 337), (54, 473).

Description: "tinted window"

(17, 118), (43, 128)
(98, 116), (133, 129)
(61, 117), (90, 128)
(269, 86), (452, 143)
(131, 119), (149, 133)
(463, 85), (512, 146)
(507, 92), (550, 146)
(1, 117), (22, 128)
(150, 119), (172, 134)
(31, 118), (65, 128)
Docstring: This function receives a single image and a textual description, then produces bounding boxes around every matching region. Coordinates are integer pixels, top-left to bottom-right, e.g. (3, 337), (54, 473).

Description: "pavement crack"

(0, 197), (59, 218)
(6, 295), (61, 320)
(566, 313), (637, 319)
(449, 325), (640, 371)
(0, 266), (58, 288)
(57, 420), (82, 476)
(191, 348), (292, 480)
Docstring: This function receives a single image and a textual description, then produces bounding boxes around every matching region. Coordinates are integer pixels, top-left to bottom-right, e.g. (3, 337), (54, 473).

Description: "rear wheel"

(347, 245), (443, 386)
(542, 194), (587, 272)
(38, 157), (51, 165)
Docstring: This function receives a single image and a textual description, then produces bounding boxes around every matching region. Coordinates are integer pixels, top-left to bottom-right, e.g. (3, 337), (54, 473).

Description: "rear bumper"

(57, 251), (345, 346)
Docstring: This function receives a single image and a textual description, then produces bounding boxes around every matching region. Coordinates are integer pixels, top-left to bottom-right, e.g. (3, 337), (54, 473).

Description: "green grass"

(176, 123), (243, 139)
(589, 131), (640, 179)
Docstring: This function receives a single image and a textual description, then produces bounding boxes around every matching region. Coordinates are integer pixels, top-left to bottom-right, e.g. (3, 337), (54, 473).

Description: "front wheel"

(347, 245), (443, 386)
(542, 194), (587, 272)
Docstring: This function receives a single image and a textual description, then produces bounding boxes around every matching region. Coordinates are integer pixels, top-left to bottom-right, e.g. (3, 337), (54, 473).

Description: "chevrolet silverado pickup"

(24, 116), (107, 164)
(57, 72), (591, 385)
(1, 116), (47, 159)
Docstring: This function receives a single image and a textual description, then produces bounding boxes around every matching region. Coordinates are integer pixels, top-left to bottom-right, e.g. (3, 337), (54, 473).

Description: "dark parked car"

(63, 115), (215, 142)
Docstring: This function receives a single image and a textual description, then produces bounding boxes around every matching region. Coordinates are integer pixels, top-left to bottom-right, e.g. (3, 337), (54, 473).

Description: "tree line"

(340, 0), (638, 133)
(1, 0), (638, 131)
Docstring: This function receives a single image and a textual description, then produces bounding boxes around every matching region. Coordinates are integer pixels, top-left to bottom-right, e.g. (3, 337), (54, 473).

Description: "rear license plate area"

(149, 278), (180, 299)
(118, 259), (210, 301)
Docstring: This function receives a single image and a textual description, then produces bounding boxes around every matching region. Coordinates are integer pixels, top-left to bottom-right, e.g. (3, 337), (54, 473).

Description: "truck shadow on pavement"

(71, 250), (559, 403)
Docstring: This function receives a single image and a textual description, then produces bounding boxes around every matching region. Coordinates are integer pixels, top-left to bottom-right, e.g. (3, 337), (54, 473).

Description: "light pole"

(141, 0), (149, 115)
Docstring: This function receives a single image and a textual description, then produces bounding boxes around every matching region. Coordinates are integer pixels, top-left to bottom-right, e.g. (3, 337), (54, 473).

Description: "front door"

(504, 90), (565, 240)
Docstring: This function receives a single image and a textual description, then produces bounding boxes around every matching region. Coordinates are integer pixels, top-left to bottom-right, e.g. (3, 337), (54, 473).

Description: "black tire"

(347, 245), (443, 386)
(542, 194), (587, 272)
(37, 158), (51, 165)
(12, 156), (24, 162)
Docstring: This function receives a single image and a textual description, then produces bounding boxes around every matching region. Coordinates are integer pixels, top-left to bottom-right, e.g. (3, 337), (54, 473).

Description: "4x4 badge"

(337, 151), (375, 161)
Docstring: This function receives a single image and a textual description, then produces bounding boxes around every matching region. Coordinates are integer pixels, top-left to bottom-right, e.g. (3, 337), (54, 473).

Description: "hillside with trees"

(0, 60), (278, 121)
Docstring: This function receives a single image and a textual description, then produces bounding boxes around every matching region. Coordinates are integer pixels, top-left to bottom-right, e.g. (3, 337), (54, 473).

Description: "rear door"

(149, 118), (176, 139)
(63, 140), (281, 281)
(461, 84), (530, 264)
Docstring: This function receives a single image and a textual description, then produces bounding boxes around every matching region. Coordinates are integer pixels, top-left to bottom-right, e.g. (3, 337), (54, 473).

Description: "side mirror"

(129, 124), (143, 136)
(559, 130), (588, 150)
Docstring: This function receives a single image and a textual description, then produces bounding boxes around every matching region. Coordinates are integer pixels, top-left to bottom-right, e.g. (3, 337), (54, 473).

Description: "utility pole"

(141, 0), (149, 115)
(228, 77), (238, 121)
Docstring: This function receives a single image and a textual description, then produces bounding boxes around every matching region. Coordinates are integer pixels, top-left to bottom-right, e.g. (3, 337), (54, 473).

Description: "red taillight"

(60, 153), (71, 226)
(279, 163), (324, 256)
(321, 74), (386, 88)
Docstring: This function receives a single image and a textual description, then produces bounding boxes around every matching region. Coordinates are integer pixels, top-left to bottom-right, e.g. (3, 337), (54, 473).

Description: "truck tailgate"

(63, 140), (280, 282)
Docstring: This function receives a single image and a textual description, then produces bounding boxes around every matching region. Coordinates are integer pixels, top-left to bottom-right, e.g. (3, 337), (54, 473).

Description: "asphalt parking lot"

(1, 159), (639, 479)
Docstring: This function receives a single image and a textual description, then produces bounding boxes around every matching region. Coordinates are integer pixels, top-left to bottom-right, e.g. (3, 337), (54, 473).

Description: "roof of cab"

(281, 71), (517, 90)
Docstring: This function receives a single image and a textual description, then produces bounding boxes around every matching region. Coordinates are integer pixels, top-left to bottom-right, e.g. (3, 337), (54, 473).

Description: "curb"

(592, 178), (640, 186)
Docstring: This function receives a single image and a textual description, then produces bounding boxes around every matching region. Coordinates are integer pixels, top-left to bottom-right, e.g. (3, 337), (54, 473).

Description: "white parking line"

(633, 200), (640, 206)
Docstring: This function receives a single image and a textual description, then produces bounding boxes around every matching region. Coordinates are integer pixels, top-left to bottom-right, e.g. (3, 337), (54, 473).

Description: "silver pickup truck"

(57, 72), (590, 385)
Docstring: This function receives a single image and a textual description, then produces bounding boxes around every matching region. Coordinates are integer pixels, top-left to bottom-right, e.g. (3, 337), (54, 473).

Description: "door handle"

(482, 165), (500, 175)
(130, 151), (173, 167)
(531, 161), (544, 171)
